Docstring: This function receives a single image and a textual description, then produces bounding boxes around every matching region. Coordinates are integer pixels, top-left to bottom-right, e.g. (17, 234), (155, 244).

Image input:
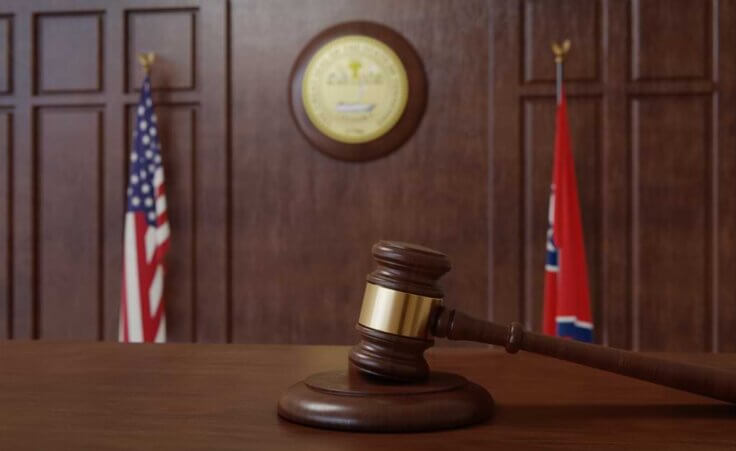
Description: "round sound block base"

(277, 369), (494, 432)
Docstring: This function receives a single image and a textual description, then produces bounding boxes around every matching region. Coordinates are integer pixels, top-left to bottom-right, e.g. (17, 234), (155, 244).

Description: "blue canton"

(126, 76), (163, 226)
(545, 227), (559, 272)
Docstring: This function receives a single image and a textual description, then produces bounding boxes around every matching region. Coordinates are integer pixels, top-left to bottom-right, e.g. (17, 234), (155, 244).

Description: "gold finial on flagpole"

(551, 39), (571, 63)
(551, 40), (570, 105)
(138, 52), (156, 75)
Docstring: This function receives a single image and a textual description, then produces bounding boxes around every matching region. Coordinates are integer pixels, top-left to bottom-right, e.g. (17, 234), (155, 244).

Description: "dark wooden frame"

(0, 0), (228, 341)
(289, 21), (427, 162)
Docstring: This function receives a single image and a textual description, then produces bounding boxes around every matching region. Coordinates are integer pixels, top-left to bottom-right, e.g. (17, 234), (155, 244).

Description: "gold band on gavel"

(357, 283), (442, 339)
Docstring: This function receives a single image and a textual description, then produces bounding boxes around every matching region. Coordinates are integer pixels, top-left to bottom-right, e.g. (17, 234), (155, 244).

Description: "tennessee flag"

(542, 92), (593, 342)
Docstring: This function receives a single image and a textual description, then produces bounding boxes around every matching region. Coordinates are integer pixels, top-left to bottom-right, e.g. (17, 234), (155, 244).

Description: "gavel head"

(348, 241), (450, 382)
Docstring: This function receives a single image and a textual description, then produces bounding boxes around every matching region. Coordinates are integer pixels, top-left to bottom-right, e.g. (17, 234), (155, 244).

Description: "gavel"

(278, 240), (735, 433)
(349, 240), (736, 403)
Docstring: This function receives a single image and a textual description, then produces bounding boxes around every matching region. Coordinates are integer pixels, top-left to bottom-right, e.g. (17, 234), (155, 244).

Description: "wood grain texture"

(492, 0), (736, 352)
(630, 0), (711, 81)
(716, 0), (736, 352)
(2, 0), (227, 342)
(0, 15), (11, 94)
(435, 309), (736, 403)
(0, 111), (10, 339)
(230, 0), (489, 344)
(278, 369), (493, 432)
(522, 0), (600, 83)
(631, 96), (711, 352)
(192, 0), (228, 342)
(1, 343), (735, 450)
(126, 8), (196, 91)
(0, 0), (734, 350)
(35, 12), (103, 93)
(36, 107), (103, 339)
(600, 0), (632, 350)
(490, 0), (523, 327)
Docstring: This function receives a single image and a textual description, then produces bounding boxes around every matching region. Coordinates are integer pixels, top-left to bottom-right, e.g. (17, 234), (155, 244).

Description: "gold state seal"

(301, 35), (409, 144)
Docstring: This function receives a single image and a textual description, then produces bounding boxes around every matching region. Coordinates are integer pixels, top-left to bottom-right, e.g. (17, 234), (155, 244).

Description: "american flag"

(119, 76), (170, 343)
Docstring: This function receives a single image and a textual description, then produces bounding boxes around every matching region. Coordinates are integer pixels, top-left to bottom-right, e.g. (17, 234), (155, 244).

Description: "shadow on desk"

(497, 403), (736, 421)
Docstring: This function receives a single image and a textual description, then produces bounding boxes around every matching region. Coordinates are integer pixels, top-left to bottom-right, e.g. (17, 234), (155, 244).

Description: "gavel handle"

(432, 308), (736, 403)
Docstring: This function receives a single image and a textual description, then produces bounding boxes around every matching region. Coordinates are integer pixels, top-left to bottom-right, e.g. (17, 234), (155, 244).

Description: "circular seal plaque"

(302, 36), (409, 144)
(290, 22), (427, 161)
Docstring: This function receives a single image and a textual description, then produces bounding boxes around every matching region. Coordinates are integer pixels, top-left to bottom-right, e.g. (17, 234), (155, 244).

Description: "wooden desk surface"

(1, 342), (734, 450)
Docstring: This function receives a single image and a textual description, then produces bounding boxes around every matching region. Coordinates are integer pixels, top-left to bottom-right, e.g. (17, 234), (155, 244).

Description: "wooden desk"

(0, 343), (734, 450)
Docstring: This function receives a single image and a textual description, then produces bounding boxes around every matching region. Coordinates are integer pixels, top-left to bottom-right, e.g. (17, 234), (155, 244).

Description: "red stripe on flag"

(120, 266), (129, 342)
(133, 213), (155, 341)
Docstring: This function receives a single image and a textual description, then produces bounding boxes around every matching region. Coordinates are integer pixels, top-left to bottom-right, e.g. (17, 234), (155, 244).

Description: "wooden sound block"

(277, 369), (494, 432)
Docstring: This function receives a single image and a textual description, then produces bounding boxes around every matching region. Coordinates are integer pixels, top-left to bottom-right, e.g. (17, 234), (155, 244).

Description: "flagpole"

(551, 40), (570, 105)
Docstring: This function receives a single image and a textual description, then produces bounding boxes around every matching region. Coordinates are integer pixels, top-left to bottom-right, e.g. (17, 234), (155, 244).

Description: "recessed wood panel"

(630, 0), (711, 81)
(522, 97), (601, 337)
(716, 0), (736, 352)
(631, 96), (710, 351)
(231, 0), (489, 344)
(0, 111), (10, 338)
(37, 107), (103, 339)
(1, 0), (228, 344)
(2, 0), (734, 351)
(35, 13), (103, 93)
(128, 104), (196, 342)
(126, 9), (196, 92)
(0, 16), (11, 95)
(522, 0), (599, 83)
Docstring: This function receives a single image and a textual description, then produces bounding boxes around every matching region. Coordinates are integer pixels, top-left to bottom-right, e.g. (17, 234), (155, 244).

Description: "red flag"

(119, 76), (170, 343)
(542, 92), (593, 342)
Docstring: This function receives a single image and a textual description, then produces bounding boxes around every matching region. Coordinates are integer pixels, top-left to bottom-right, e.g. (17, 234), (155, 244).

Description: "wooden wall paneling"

(11, 6), (34, 339)
(36, 106), (104, 339)
(522, 0), (599, 83)
(4, 1), (113, 339)
(101, 1), (125, 341)
(630, 96), (711, 352)
(0, 0), (13, 341)
(0, 15), (11, 95)
(125, 8), (196, 92)
(630, 0), (711, 81)
(34, 12), (104, 94)
(0, 0), (732, 348)
(162, 106), (196, 342)
(230, 0), (489, 344)
(2, 0), (226, 342)
(716, 0), (736, 351)
(491, 0), (523, 326)
(194, 0), (227, 342)
(600, 0), (632, 349)
(27, 5), (110, 339)
(494, 0), (727, 351)
(0, 111), (10, 338)
(625, 0), (719, 352)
